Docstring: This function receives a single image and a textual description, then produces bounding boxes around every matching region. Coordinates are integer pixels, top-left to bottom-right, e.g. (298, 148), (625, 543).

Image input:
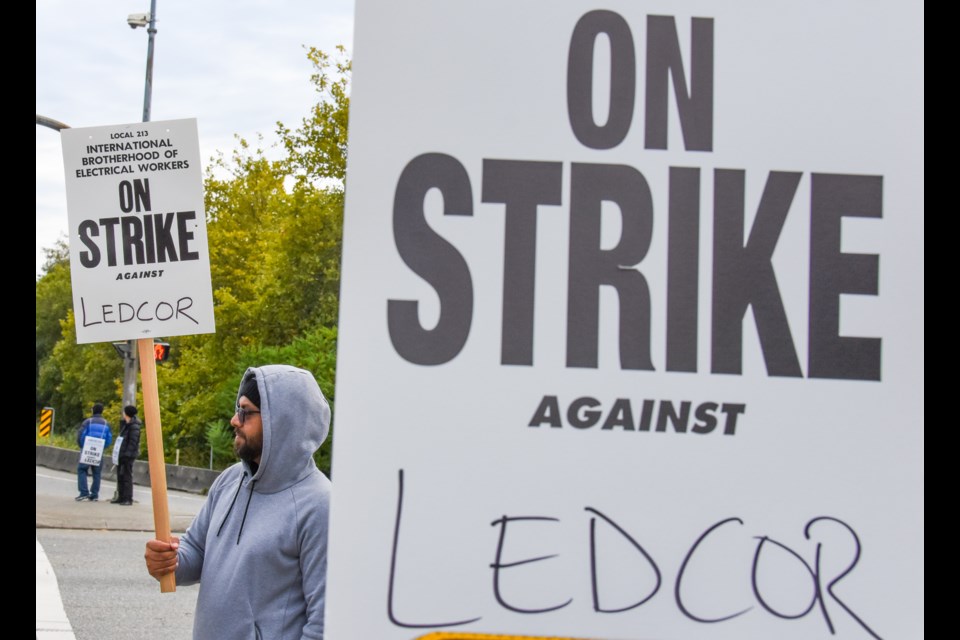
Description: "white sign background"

(328, 2), (923, 639)
(61, 118), (215, 344)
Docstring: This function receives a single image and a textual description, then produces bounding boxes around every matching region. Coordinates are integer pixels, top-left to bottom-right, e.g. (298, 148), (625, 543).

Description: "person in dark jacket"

(76, 403), (113, 502)
(111, 405), (142, 506)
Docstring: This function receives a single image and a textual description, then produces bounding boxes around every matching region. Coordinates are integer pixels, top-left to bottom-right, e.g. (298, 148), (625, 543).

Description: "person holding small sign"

(110, 405), (142, 506)
(144, 365), (332, 639)
(76, 402), (113, 502)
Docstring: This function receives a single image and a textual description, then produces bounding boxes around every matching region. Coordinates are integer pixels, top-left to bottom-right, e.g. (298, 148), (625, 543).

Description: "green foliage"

(36, 429), (78, 451)
(205, 420), (236, 470)
(278, 45), (351, 186)
(36, 241), (71, 351)
(235, 325), (338, 476)
(37, 310), (123, 429)
(36, 241), (73, 404)
(34, 48), (350, 473)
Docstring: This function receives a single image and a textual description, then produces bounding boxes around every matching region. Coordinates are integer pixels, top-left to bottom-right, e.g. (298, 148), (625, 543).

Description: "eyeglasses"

(235, 406), (261, 424)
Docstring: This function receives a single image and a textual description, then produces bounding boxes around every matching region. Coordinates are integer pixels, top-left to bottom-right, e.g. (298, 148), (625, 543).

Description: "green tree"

(154, 47), (349, 466)
(278, 45), (350, 185)
(37, 310), (123, 431)
(36, 241), (72, 405)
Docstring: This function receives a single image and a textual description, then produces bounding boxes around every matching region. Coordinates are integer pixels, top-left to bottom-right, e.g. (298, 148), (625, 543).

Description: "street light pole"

(123, 0), (159, 408)
(141, 0), (158, 123)
(35, 115), (70, 132)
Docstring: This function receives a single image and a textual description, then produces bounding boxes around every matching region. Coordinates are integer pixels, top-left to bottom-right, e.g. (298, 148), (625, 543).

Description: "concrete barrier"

(36, 445), (222, 494)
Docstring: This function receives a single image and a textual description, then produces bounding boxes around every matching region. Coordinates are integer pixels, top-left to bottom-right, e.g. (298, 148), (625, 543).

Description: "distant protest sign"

(61, 118), (215, 344)
(329, 2), (921, 638)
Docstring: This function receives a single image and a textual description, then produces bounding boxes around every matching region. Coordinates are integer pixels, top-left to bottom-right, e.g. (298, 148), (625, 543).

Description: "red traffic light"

(154, 342), (170, 362)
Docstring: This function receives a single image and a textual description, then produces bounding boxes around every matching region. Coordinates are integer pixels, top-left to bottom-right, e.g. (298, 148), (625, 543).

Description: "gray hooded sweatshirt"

(175, 365), (331, 639)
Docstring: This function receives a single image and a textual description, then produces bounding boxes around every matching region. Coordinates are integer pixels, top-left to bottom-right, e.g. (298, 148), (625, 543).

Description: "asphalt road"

(36, 466), (204, 640)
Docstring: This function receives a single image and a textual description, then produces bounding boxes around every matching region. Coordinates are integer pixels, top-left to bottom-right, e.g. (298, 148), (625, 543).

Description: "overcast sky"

(36, 0), (355, 278)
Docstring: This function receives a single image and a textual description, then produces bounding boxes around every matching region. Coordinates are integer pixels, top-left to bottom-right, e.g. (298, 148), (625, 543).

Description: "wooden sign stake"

(138, 337), (176, 593)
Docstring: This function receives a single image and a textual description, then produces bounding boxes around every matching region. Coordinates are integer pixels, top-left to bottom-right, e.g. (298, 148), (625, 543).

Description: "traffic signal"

(154, 341), (171, 362)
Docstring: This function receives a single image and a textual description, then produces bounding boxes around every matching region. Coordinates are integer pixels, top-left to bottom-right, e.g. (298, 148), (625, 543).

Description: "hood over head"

(236, 364), (330, 493)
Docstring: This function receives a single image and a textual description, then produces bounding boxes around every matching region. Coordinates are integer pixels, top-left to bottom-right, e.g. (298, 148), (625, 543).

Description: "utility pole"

(123, 0), (158, 407)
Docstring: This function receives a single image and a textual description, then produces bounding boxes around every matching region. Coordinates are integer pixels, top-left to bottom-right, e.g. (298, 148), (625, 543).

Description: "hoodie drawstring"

(216, 471), (247, 538)
(236, 479), (257, 545)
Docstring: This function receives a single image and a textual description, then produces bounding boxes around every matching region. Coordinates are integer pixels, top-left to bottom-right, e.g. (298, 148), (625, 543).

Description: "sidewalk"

(36, 465), (205, 532)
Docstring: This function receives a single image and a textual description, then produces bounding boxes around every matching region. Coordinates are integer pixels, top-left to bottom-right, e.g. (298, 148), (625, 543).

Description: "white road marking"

(36, 538), (76, 640)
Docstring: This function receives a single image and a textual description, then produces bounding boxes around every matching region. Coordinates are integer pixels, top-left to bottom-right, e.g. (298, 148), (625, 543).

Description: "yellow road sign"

(39, 407), (54, 437)
(418, 634), (599, 640)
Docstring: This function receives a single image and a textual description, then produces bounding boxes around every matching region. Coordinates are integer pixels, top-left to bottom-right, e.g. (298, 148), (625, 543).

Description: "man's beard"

(234, 432), (262, 463)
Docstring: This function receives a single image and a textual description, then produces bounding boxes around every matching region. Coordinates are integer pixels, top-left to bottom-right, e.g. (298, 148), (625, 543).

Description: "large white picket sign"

(328, 2), (923, 638)
(61, 118), (215, 344)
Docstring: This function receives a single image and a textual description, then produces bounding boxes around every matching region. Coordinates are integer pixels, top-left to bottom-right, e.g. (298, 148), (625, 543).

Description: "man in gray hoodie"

(144, 365), (332, 639)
